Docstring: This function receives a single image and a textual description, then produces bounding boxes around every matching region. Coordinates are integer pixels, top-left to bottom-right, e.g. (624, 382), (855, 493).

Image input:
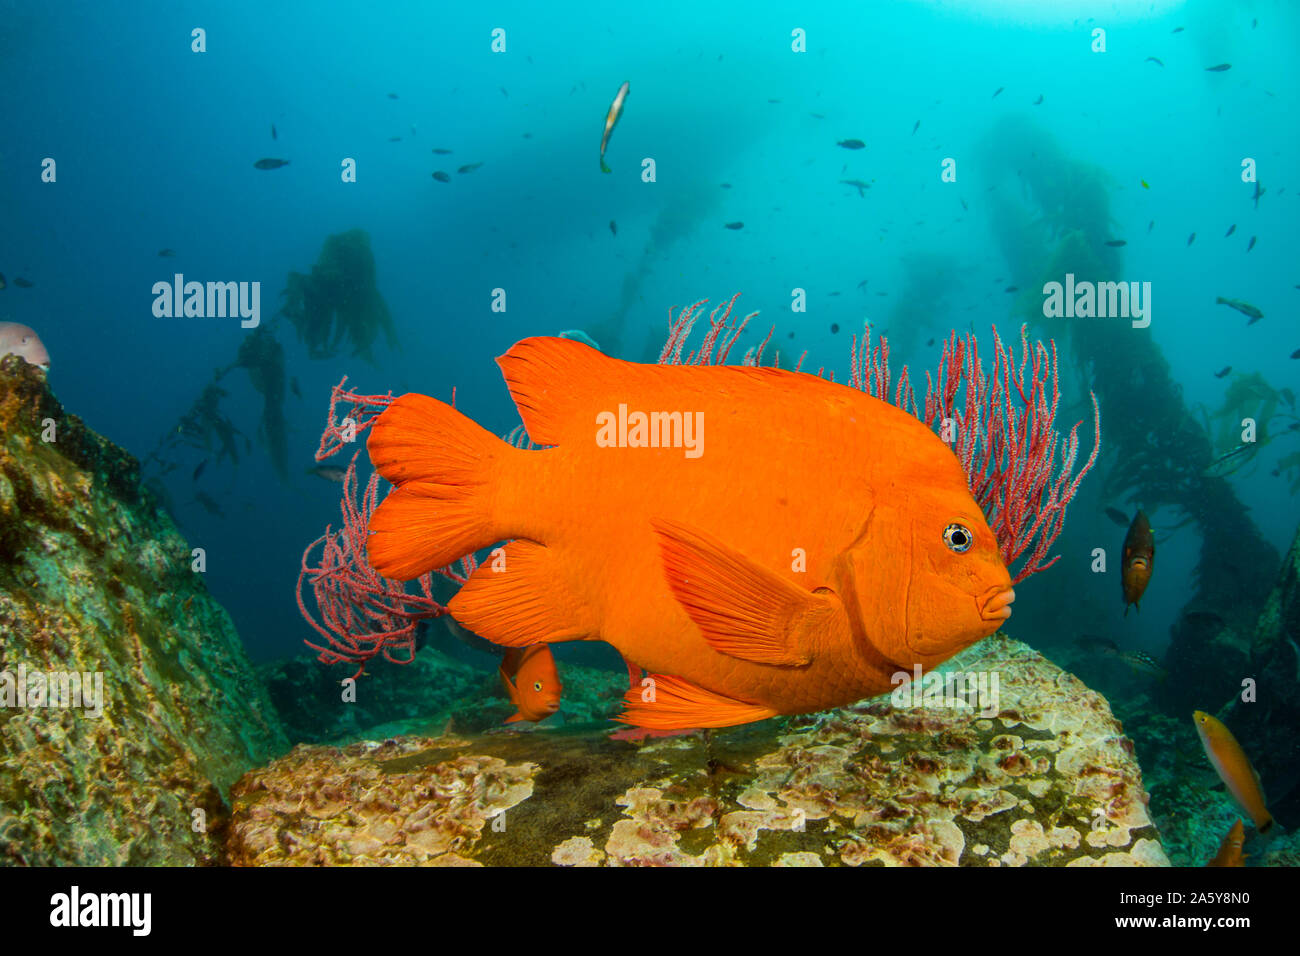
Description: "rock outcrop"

(226, 633), (1167, 866)
(0, 355), (288, 865)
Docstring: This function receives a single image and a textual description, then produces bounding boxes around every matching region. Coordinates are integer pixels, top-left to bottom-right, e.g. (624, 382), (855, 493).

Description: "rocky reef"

(0, 355), (288, 865)
(227, 633), (1167, 866)
(260, 643), (627, 745)
(1124, 522), (1300, 865)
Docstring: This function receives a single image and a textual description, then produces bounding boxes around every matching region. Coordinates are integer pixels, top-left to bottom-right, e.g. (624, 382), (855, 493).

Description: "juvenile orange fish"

(1194, 710), (1274, 833)
(1206, 818), (1246, 867)
(500, 644), (562, 723)
(366, 338), (1015, 730)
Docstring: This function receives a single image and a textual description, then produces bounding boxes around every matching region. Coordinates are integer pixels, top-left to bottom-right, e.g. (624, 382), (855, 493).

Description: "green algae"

(0, 355), (288, 865)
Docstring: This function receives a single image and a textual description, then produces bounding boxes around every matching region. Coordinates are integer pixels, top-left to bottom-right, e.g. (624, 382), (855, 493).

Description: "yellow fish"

(1194, 711), (1274, 833)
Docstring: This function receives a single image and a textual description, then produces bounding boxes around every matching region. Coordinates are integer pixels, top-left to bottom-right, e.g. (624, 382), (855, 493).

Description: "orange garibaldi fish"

(366, 337), (1015, 730)
(500, 644), (562, 723)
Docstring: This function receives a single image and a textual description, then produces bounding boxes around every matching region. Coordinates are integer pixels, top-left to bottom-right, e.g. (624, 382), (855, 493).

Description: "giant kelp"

(280, 228), (397, 362)
(976, 116), (1279, 700)
(143, 227), (398, 493)
(235, 326), (288, 480)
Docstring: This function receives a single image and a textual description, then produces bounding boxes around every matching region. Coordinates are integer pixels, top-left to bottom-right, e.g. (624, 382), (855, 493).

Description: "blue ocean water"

(1, 0), (1297, 670)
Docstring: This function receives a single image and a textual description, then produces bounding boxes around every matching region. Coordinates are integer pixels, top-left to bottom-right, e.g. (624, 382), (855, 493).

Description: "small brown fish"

(1148, 220), (1155, 232)
(1206, 819), (1246, 867)
(192, 459), (208, 482)
(609, 220), (617, 236)
(1004, 286), (1018, 293)
(1291, 349), (1300, 360)
(724, 221), (744, 230)
(1216, 297), (1262, 321)
(840, 179), (871, 197)
(1225, 224), (1236, 237)
(1104, 507), (1128, 527)
(1172, 26), (1184, 33)
(599, 80), (630, 173)
(1204, 63), (1232, 72)
(387, 92), (399, 99)
(193, 491), (225, 517)
(1188, 232), (1196, 245)
(1203, 443), (1257, 478)
(992, 87), (1003, 98)
(1118, 650), (1166, 678)
(307, 465), (347, 482)
(271, 123), (277, 140)
(432, 171), (451, 182)
(912, 120), (919, 134)
(158, 248), (176, 257)
(1145, 57), (1164, 66)
(1121, 509), (1154, 615)
(1033, 94), (1043, 105)
(1105, 240), (1127, 247)
(253, 158), (290, 170)
(388, 136), (402, 142)
(12, 277), (33, 288)
(0, 272), (6, 290)
(1246, 235), (1257, 252)
(836, 139), (865, 149)
(432, 148), (453, 154)
(457, 163), (483, 174)
(1214, 366), (1232, 378)
(290, 376), (301, 399)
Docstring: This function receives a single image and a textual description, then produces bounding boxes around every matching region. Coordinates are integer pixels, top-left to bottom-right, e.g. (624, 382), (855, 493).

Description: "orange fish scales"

(367, 337), (1013, 729)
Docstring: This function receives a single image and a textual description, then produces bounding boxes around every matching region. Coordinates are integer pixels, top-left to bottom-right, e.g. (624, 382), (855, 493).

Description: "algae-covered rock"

(0, 355), (288, 865)
(227, 633), (1167, 866)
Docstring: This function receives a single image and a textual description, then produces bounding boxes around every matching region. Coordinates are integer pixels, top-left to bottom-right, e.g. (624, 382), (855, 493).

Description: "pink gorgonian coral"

(661, 295), (1100, 584)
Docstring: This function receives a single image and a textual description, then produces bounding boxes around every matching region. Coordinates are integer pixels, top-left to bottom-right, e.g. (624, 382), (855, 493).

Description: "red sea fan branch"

(296, 453), (459, 679)
(864, 323), (1100, 584)
(315, 376), (396, 461)
(297, 382), (481, 678)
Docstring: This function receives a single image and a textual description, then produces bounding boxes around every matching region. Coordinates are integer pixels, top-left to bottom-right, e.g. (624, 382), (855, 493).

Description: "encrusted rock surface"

(227, 633), (1168, 866)
(0, 356), (288, 865)
(226, 736), (538, 865)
